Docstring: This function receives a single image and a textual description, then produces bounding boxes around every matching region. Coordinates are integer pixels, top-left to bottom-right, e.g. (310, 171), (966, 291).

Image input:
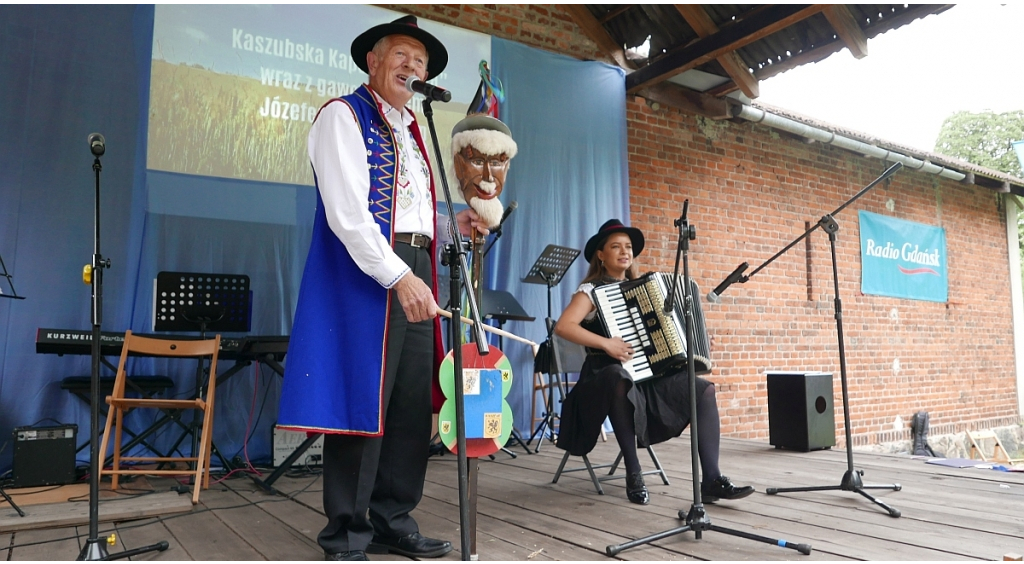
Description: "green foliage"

(934, 110), (1024, 178)
(935, 110), (1024, 283)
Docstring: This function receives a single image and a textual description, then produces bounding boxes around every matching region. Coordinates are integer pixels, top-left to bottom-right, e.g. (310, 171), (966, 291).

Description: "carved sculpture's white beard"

(469, 195), (505, 229)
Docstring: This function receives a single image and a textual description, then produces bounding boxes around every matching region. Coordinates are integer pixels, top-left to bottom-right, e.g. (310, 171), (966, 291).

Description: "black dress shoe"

(367, 532), (453, 558)
(324, 550), (368, 561)
(701, 475), (754, 503)
(625, 471), (650, 505)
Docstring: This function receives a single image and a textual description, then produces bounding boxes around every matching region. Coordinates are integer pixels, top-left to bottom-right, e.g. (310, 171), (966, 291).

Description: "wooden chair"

(967, 429), (1024, 464)
(61, 375), (175, 460)
(98, 330), (221, 504)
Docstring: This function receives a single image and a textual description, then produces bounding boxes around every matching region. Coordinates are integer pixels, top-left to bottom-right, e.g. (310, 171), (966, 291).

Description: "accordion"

(591, 272), (712, 382)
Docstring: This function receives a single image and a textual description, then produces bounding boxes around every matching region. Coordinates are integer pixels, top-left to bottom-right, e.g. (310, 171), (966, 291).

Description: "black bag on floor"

(911, 410), (939, 457)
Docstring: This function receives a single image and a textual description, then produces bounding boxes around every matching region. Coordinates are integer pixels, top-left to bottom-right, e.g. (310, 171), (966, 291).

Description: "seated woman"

(553, 219), (754, 505)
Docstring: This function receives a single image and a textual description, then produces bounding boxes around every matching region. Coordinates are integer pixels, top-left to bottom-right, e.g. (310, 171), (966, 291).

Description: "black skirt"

(555, 353), (712, 457)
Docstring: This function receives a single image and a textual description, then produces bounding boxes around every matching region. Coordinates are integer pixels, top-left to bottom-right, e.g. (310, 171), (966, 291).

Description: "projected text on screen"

(148, 5), (490, 187)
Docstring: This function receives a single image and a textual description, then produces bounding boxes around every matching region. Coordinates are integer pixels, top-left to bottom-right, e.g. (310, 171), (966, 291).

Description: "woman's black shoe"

(625, 472), (650, 505)
(701, 475), (754, 503)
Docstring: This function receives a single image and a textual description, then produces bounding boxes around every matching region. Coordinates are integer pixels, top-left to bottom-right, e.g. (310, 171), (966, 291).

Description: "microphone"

(498, 200), (517, 226)
(88, 133), (105, 157)
(405, 76), (452, 102)
(492, 200), (517, 236)
(707, 262), (748, 303)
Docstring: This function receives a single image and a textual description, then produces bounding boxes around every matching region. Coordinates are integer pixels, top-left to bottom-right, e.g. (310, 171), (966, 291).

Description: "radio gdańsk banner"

(859, 211), (947, 302)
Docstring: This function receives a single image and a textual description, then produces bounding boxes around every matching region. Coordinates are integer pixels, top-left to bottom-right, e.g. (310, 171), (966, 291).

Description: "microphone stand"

(607, 201), (810, 557)
(421, 97), (489, 561)
(711, 162), (905, 517)
(481, 203), (515, 260)
(480, 225), (503, 260)
(79, 146), (169, 561)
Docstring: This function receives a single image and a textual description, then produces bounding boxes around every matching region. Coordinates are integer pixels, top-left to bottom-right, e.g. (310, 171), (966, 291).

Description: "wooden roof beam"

(823, 5), (868, 59)
(598, 5), (632, 25)
(675, 4), (759, 99)
(639, 82), (731, 120)
(562, 5), (634, 70)
(625, 4), (824, 94)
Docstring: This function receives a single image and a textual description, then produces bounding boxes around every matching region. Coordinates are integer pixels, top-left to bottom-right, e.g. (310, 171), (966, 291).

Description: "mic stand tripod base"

(605, 501), (812, 557)
(766, 468), (902, 518)
(79, 538), (170, 561)
(79, 538), (108, 561)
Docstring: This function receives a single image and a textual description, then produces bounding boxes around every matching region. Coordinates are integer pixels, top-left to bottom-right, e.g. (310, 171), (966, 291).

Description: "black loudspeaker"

(12, 424), (78, 488)
(766, 372), (835, 451)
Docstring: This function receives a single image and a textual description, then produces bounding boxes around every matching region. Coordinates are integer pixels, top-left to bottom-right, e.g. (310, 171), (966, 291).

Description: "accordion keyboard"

(592, 273), (712, 382)
(592, 285), (655, 381)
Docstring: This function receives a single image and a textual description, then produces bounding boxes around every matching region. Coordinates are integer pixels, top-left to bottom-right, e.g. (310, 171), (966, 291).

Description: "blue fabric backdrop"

(0, 5), (157, 475)
(0, 8), (626, 474)
(485, 38), (628, 440)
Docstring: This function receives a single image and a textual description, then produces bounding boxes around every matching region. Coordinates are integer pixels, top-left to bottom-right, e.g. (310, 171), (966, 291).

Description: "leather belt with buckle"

(394, 233), (431, 249)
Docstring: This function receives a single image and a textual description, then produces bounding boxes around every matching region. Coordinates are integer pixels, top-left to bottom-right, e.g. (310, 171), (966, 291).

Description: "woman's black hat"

(584, 219), (645, 262)
(351, 15), (448, 80)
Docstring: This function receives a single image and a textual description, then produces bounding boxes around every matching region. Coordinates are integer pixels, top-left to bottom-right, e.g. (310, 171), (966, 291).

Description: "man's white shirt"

(308, 88), (448, 289)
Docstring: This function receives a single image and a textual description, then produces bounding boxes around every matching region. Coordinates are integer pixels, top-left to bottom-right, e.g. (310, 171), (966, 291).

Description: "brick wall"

(386, 5), (1021, 444)
(627, 99), (1019, 445)
(380, 4), (601, 60)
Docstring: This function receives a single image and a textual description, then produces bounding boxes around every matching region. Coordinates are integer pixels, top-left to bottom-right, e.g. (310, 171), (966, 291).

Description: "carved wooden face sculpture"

(450, 116), (517, 229)
(454, 145), (510, 205)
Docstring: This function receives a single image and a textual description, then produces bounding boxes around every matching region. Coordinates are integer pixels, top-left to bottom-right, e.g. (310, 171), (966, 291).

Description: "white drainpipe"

(735, 105), (966, 183)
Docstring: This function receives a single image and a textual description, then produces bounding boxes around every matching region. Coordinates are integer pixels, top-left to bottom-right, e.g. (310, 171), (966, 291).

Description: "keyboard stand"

(251, 433), (322, 495)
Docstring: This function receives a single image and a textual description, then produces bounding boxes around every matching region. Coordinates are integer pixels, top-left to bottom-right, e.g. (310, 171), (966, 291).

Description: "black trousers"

(318, 242), (434, 554)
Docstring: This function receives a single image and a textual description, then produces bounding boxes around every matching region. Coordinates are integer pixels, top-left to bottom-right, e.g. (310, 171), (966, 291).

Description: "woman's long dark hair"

(580, 236), (640, 285)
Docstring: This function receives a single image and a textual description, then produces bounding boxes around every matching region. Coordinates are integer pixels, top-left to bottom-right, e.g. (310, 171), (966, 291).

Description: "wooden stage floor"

(3, 436), (1023, 561)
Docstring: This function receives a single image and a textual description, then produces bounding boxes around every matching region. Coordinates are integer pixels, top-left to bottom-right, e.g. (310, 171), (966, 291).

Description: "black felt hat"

(350, 15), (448, 81)
(584, 219), (645, 263)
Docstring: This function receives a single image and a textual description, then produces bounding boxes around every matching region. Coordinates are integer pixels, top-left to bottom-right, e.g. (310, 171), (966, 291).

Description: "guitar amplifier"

(12, 424), (78, 488)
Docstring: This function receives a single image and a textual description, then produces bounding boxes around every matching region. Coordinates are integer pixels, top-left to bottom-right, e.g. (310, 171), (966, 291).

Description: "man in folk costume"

(278, 15), (487, 562)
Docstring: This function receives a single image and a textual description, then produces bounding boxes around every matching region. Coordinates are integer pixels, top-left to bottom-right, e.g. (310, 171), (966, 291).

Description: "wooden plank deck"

(2, 436), (1022, 560)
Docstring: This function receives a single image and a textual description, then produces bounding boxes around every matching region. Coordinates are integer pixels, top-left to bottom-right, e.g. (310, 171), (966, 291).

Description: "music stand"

(154, 271), (250, 474)
(523, 245), (579, 452)
(0, 252), (24, 300)
(482, 289), (535, 455)
(154, 272), (250, 335)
